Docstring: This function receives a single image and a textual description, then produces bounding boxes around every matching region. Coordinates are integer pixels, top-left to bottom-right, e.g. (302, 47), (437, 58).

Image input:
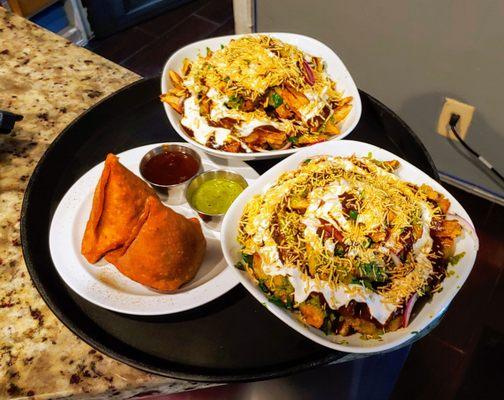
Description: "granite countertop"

(0, 8), (206, 399)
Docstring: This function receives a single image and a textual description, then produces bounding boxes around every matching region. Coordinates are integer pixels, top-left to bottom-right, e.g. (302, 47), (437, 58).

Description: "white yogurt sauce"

(181, 96), (230, 145)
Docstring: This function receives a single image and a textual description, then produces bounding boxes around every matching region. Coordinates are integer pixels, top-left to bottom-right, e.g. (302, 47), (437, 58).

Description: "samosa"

(81, 153), (156, 263)
(105, 197), (206, 291)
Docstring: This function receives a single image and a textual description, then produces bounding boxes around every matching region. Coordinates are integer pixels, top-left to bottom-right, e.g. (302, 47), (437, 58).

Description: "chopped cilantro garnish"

(226, 94), (243, 109)
(258, 281), (269, 293)
(303, 158), (312, 164)
(270, 92), (283, 108)
(334, 244), (345, 257)
(234, 262), (245, 271)
(321, 318), (333, 335)
(288, 136), (299, 143)
(235, 253), (252, 270)
(268, 294), (292, 309)
(349, 210), (359, 220)
(351, 278), (374, 290)
(242, 253), (253, 266)
(220, 44), (225, 49)
(448, 252), (466, 266)
(359, 261), (387, 282)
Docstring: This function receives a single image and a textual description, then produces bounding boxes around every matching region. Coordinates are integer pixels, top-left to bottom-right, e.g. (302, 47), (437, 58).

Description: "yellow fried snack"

(81, 154), (155, 263)
(105, 197), (206, 291)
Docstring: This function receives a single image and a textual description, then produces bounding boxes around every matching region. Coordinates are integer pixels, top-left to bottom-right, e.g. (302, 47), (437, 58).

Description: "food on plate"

(140, 149), (200, 186)
(191, 177), (245, 215)
(105, 197), (206, 291)
(161, 35), (352, 153)
(236, 155), (469, 338)
(81, 153), (155, 263)
(81, 153), (206, 291)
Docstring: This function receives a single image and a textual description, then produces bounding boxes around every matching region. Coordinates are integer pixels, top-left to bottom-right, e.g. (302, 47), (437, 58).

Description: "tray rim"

(20, 76), (439, 382)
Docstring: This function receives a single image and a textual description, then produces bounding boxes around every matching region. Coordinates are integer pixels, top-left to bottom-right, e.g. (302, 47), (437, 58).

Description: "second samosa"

(105, 197), (206, 291)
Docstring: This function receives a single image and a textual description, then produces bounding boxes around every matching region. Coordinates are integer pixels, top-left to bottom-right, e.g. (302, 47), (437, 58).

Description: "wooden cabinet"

(7, 0), (58, 17)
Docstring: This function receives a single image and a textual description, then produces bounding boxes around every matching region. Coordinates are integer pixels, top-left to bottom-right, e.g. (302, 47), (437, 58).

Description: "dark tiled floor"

(87, 0), (234, 78)
(86, 1), (504, 398)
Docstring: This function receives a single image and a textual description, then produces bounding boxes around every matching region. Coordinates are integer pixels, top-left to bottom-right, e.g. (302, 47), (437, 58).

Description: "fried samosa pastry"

(105, 197), (206, 291)
(81, 154), (156, 263)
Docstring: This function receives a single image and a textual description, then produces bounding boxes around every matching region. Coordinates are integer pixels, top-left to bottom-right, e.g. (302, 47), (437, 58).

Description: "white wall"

(256, 0), (504, 197)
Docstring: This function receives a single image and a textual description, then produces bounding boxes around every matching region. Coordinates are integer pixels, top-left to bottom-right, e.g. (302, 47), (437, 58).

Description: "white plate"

(49, 143), (259, 315)
(221, 140), (479, 353)
(161, 33), (362, 161)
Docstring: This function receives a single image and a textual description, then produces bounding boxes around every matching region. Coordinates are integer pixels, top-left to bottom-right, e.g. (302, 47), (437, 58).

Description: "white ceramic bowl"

(221, 140), (479, 353)
(161, 33), (362, 161)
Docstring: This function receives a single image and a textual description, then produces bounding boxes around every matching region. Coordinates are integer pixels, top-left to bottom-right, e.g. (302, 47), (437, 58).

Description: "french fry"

(244, 127), (287, 150)
(221, 141), (242, 153)
(276, 86), (309, 113)
(338, 96), (353, 106)
(321, 116), (340, 135)
(297, 134), (328, 145)
(181, 58), (191, 76)
(275, 104), (293, 119)
(160, 94), (183, 114)
(332, 104), (352, 123)
(169, 70), (183, 87)
(168, 87), (187, 97)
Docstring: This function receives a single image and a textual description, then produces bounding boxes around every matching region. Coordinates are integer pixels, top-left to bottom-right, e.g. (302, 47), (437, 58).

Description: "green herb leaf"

(242, 253), (253, 267)
(358, 261), (387, 282)
(268, 294), (292, 309)
(270, 92), (283, 108)
(258, 281), (269, 293)
(303, 158), (312, 164)
(351, 278), (374, 290)
(321, 318), (333, 335)
(349, 210), (359, 220)
(227, 94), (243, 109)
(448, 251), (466, 266)
(288, 136), (299, 143)
(234, 262), (245, 271)
(220, 44), (225, 49)
(334, 244), (345, 257)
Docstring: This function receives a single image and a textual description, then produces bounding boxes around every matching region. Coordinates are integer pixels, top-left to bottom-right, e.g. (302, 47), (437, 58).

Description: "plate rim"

(48, 143), (259, 315)
(221, 139), (478, 354)
(160, 32), (362, 160)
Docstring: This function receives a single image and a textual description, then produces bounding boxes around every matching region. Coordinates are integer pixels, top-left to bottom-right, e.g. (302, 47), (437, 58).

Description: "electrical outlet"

(437, 98), (475, 139)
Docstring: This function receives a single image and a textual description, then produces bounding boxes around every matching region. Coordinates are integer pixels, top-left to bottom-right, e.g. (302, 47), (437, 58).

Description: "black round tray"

(21, 77), (437, 382)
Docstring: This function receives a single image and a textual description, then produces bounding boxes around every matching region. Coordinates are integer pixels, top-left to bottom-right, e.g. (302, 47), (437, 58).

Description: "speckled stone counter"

(0, 8), (208, 399)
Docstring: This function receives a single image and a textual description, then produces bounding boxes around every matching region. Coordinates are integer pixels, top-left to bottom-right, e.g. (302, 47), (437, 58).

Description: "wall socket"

(437, 98), (475, 139)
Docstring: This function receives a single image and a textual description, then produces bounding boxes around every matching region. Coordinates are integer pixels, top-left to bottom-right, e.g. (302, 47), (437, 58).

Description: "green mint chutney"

(191, 178), (245, 215)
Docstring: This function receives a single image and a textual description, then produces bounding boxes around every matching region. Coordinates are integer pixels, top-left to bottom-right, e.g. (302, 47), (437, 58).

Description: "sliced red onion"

(447, 213), (479, 250)
(302, 60), (315, 86)
(402, 293), (418, 328)
(390, 252), (403, 269)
